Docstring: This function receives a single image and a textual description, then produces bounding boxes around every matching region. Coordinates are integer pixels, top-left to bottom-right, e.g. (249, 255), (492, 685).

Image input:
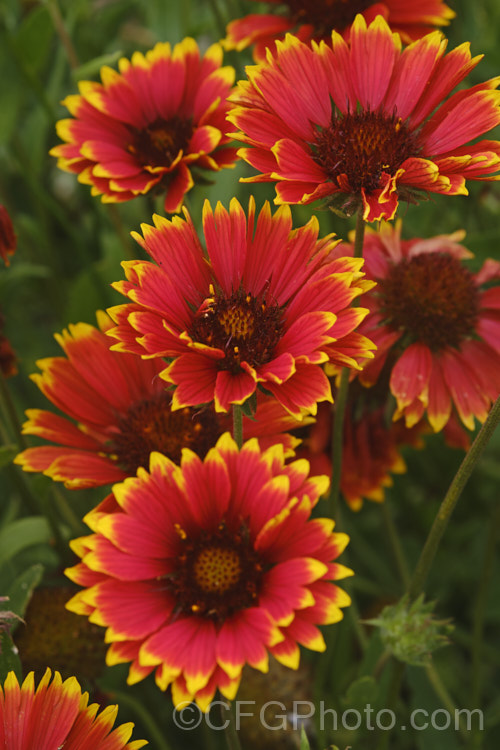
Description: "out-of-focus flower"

(107, 197), (375, 416)
(347, 221), (500, 430)
(50, 40), (238, 213)
(0, 311), (17, 378)
(15, 313), (303, 489)
(66, 433), (352, 710)
(224, 0), (454, 61)
(14, 586), (107, 683)
(295, 384), (425, 510)
(0, 205), (16, 266)
(0, 669), (147, 750)
(228, 16), (500, 221)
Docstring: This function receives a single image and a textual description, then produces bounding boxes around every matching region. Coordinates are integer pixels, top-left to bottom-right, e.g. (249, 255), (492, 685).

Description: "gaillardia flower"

(107, 197), (375, 416)
(14, 313), (302, 489)
(50, 39), (237, 213)
(0, 204), (17, 266)
(350, 222), (500, 430)
(0, 669), (146, 750)
(65, 434), (352, 709)
(224, 0), (454, 61)
(296, 388), (425, 511)
(0, 311), (17, 378)
(228, 15), (500, 221)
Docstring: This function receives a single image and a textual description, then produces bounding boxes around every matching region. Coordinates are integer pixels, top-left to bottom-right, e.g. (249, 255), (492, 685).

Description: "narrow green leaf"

(0, 518), (52, 569)
(0, 445), (18, 468)
(3, 564), (45, 628)
(300, 726), (312, 750)
(0, 631), (22, 683)
(13, 6), (53, 71)
(71, 50), (123, 82)
(344, 676), (379, 709)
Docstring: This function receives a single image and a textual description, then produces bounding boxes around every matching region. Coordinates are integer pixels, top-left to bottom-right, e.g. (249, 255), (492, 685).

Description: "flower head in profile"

(224, 0), (454, 61)
(50, 39), (237, 213)
(0, 205), (17, 266)
(296, 385), (425, 511)
(0, 669), (146, 750)
(65, 433), (352, 710)
(14, 313), (302, 489)
(107, 197), (374, 416)
(0, 311), (17, 378)
(349, 222), (500, 431)
(228, 15), (500, 221)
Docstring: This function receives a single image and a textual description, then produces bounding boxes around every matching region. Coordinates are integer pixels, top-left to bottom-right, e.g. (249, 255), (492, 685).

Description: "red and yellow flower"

(296, 390), (425, 511)
(50, 39), (237, 213)
(65, 433), (352, 710)
(224, 0), (454, 61)
(348, 221), (500, 431)
(0, 311), (17, 378)
(0, 204), (16, 266)
(107, 197), (374, 416)
(14, 313), (303, 489)
(0, 669), (146, 750)
(228, 15), (500, 221)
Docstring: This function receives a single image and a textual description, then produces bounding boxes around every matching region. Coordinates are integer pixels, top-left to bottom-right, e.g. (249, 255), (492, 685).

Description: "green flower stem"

(50, 484), (86, 540)
(380, 498), (410, 589)
(327, 209), (366, 518)
(352, 208), (367, 259)
(471, 503), (500, 710)
(102, 688), (173, 750)
(0, 375), (26, 450)
(328, 367), (349, 518)
(106, 204), (136, 262)
(425, 662), (470, 742)
(220, 701), (243, 750)
(375, 659), (405, 750)
(45, 0), (80, 70)
(408, 395), (500, 602)
(374, 397), (500, 750)
(232, 404), (243, 449)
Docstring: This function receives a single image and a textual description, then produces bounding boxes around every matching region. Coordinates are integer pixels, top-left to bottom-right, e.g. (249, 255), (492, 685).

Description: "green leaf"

(3, 564), (45, 629)
(71, 50), (123, 82)
(0, 445), (18, 468)
(0, 630), (22, 683)
(344, 676), (379, 710)
(0, 38), (23, 144)
(0, 518), (52, 569)
(13, 6), (53, 71)
(300, 726), (312, 750)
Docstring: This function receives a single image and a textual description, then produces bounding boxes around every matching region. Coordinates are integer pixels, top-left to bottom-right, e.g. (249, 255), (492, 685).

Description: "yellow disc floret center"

(218, 305), (255, 339)
(194, 546), (242, 594)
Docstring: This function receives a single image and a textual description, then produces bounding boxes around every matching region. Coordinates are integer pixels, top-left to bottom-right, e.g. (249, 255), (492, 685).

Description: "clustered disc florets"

(165, 521), (265, 622)
(111, 394), (219, 472)
(127, 116), (194, 168)
(314, 110), (421, 194)
(286, 0), (373, 34)
(377, 253), (480, 350)
(190, 288), (285, 373)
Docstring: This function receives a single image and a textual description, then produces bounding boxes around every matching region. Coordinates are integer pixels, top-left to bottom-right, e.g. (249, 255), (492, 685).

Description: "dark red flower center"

(377, 253), (480, 350)
(127, 116), (194, 168)
(314, 111), (421, 194)
(189, 288), (284, 374)
(285, 0), (373, 34)
(166, 522), (265, 621)
(110, 393), (220, 472)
